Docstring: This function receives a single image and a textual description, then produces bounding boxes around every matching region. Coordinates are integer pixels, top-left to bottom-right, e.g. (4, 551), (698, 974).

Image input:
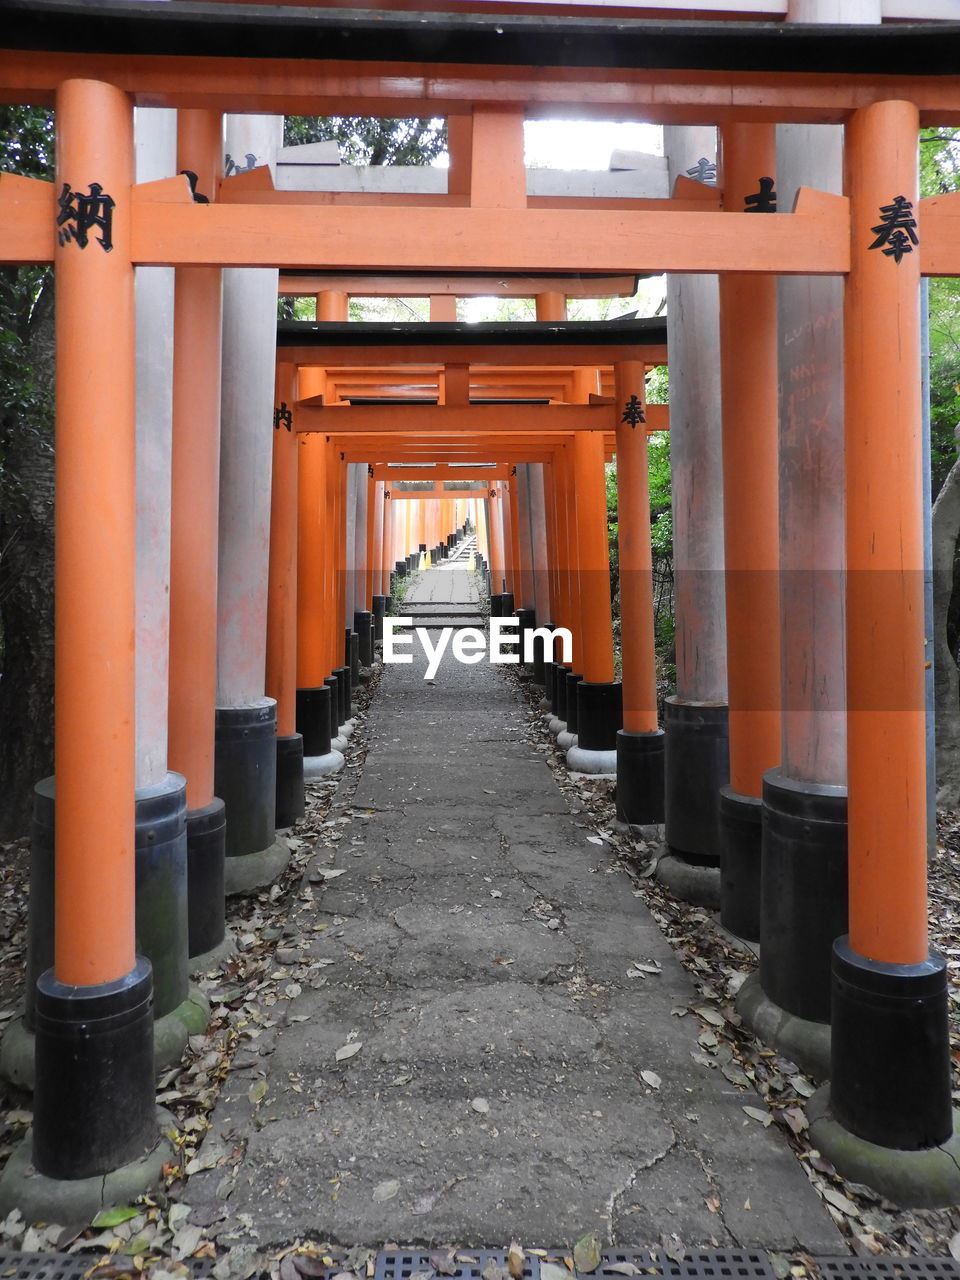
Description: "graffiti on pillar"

(620, 394), (646, 429)
(179, 170), (210, 204)
(868, 196), (918, 264)
(224, 152), (258, 177)
(744, 177), (777, 213)
(273, 402), (293, 432)
(686, 157), (717, 185)
(56, 182), (115, 251)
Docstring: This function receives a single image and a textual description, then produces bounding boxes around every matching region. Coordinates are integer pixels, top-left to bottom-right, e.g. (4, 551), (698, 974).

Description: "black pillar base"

(517, 608), (536, 672)
(501, 591), (515, 615)
(565, 672), (584, 734)
(214, 700), (277, 860)
(719, 785), (762, 942)
(349, 631), (361, 686)
(334, 666), (352, 724)
(663, 698), (729, 864)
(276, 734), (305, 829)
(186, 798), (226, 960)
(355, 611), (374, 666)
(296, 685), (332, 757)
(543, 661), (556, 706)
(530, 618), (551, 685)
(384, 594), (393, 616)
(322, 678), (339, 743)
(577, 681), (622, 751)
(372, 595), (387, 641)
(33, 958), (156, 1180)
(489, 594), (504, 618)
(554, 666), (569, 720)
(394, 561), (406, 580)
(760, 770), (848, 1024)
(831, 937), (952, 1150)
(25, 777), (192, 1026)
(419, 542), (427, 554)
(135, 773), (188, 1021)
(616, 729), (665, 825)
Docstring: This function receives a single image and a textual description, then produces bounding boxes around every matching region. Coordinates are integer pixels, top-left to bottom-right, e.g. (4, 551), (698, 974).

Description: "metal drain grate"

(597, 1251), (777, 1279)
(0, 1249), (216, 1280)
(375, 1253), (540, 1280)
(819, 1261), (960, 1280)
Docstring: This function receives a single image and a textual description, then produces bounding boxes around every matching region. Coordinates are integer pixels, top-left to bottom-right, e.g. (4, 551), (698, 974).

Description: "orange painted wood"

(573, 431), (615, 685)
(266, 364), (299, 737)
(284, 343), (667, 366)
(168, 108), (223, 814)
(279, 272), (639, 298)
(615, 361), (658, 734)
(130, 203), (849, 274)
(468, 106), (527, 209)
(844, 100), (927, 967)
(296, 432), (328, 685)
(6, 49), (960, 127)
(0, 171), (55, 263)
(54, 78), (136, 986)
(296, 404), (612, 433)
(719, 121), (781, 799)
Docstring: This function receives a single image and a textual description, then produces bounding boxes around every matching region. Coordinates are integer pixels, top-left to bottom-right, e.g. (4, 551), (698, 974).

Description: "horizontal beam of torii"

(295, 403), (668, 433)
(3, 8), (960, 124)
(6, 172), (960, 276)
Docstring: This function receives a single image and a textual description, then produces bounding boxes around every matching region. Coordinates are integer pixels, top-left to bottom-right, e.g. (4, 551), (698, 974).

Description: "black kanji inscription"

(686, 157), (717, 185)
(179, 170), (210, 203)
(744, 177), (777, 213)
(621, 395), (646, 429)
(56, 182), (115, 251)
(224, 152), (258, 177)
(868, 195), (918, 264)
(274, 402), (293, 432)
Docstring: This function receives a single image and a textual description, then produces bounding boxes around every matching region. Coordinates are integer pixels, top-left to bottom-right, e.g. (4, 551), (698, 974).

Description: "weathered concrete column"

(132, 107), (204, 1059)
(717, 122), (781, 942)
(529, 464), (552, 627)
(740, 103), (850, 1070)
(660, 125), (730, 907)
(215, 113), (288, 895)
(0, 77), (169, 1220)
(371, 478), (387, 641)
(808, 97), (960, 1208)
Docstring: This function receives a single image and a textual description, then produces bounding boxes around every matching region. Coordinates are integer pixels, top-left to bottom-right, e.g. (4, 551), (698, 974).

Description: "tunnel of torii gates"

(3, 0), (960, 1218)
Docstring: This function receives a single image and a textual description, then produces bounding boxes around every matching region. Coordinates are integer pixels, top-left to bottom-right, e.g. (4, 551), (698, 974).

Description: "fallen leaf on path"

(471, 1097), (491, 1114)
(742, 1105), (772, 1127)
(820, 1185), (860, 1217)
(508, 1240), (524, 1279)
(540, 1264), (571, 1280)
(573, 1231), (602, 1274)
(335, 1042), (362, 1062)
(640, 1070), (662, 1090)
(372, 1179), (399, 1202)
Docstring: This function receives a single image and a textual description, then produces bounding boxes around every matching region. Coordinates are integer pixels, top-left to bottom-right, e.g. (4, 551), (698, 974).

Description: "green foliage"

(0, 105), (54, 180)
(283, 115), (446, 166)
(921, 130), (960, 497)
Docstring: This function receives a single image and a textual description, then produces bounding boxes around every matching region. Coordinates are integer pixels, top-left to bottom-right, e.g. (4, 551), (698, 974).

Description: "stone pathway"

(186, 566), (842, 1253)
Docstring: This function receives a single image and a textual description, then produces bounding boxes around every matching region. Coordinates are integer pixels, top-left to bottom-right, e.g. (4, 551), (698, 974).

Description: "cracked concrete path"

(187, 567), (842, 1253)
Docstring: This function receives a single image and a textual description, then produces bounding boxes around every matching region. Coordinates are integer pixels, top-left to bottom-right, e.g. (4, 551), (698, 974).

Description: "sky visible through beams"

(348, 119), (667, 324)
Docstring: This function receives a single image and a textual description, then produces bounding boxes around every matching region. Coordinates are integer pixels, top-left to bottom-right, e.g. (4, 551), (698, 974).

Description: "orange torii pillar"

(541, 461), (565, 717)
(514, 464), (538, 665)
(488, 483), (507, 597)
(215, 113), (289, 895)
(554, 445), (582, 745)
(808, 99), (960, 1200)
(168, 108), (228, 967)
(2, 77), (165, 1209)
(660, 124), (730, 899)
(371, 477), (388, 641)
(614, 361), (664, 825)
(500, 478), (518, 614)
(566, 430), (622, 773)
(717, 122), (781, 941)
(266, 362), (305, 827)
(740, 79), (855, 1062)
(331, 452), (355, 735)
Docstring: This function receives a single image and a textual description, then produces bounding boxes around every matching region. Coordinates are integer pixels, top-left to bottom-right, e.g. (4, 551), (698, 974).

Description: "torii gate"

(1, 0), (960, 1217)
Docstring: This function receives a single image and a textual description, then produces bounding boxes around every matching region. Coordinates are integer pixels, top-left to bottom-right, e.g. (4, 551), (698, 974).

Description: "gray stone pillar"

(215, 114), (288, 894)
(660, 126), (730, 897)
(738, 0), (880, 1075)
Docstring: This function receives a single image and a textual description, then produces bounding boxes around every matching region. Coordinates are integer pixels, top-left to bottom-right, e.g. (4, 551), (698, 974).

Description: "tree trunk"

(932, 446), (960, 807)
(0, 269), (55, 839)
